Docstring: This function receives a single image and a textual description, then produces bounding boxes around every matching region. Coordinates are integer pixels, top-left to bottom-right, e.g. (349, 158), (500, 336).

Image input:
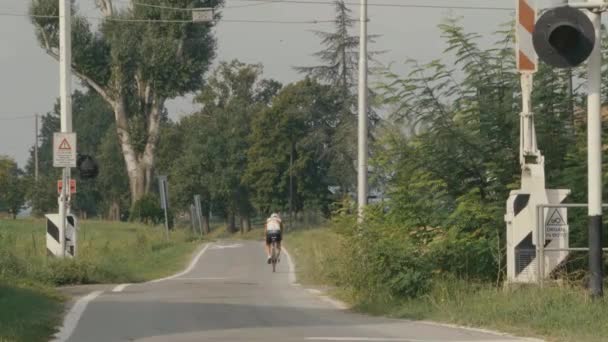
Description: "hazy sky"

(0, 1), (543, 167)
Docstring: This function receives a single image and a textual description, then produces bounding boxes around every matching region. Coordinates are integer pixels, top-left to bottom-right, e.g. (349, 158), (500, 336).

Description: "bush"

(0, 249), (27, 279)
(335, 210), (433, 301)
(130, 194), (164, 224)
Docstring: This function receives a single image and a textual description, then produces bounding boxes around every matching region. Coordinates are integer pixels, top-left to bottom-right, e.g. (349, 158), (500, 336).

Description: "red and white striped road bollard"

(516, 0), (539, 162)
(517, 0), (538, 74)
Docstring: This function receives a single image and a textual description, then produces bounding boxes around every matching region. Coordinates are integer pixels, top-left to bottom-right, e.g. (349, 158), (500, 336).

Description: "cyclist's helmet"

(270, 213), (281, 220)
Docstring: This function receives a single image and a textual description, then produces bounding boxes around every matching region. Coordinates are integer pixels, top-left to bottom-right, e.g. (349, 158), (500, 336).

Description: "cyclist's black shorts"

(266, 230), (282, 244)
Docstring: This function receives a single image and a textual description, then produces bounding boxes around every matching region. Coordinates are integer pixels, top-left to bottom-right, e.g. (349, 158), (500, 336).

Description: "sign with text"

(53, 133), (77, 168)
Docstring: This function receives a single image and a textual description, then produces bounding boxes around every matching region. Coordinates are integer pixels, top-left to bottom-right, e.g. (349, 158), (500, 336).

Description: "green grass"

(287, 227), (608, 342)
(0, 219), (202, 284)
(386, 281), (608, 342)
(0, 218), (205, 342)
(0, 283), (62, 342)
(284, 227), (345, 286)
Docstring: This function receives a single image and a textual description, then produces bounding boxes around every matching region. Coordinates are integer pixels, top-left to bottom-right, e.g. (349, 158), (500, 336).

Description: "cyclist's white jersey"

(266, 218), (281, 232)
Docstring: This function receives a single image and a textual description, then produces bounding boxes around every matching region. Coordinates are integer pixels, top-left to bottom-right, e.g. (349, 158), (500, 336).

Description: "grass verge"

(286, 226), (608, 342)
(0, 218), (204, 341)
(0, 283), (62, 342)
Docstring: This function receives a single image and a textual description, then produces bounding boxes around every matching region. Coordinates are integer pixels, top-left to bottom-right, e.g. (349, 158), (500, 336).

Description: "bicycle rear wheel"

(271, 242), (277, 273)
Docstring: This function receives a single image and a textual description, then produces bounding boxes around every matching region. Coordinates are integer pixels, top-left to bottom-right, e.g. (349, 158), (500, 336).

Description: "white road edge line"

(51, 290), (103, 342)
(283, 246), (350, 310)
(417, 321), (544, 342)
(52, 243), (212, 342)
(171, 277), (229, 281)
(112, 283), (131, 292)
(148, 243), (211, 283)
(304, 338), (424, 341)
(282, 247), (297, 285)
(285, 243), (541, 341)
(305, 338), (522, 342)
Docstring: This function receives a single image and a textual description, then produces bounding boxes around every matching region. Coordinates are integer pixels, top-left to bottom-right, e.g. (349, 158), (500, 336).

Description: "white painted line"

(210, 243), (243, 250)
(172, 277), (229, 281)
(305, 338), (422, 341)
(318, 295), (350, 310)
(284, 246), (350, 310)
(282, 247), (297, 284)
(52, 290), (103, 342)
(148, 243), (211, 283)
(112, 283), (131, 292)
(417, 321), (545, 342)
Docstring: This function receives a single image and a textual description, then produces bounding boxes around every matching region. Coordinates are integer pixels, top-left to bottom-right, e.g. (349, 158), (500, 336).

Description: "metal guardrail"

(535, 203), (608, 287)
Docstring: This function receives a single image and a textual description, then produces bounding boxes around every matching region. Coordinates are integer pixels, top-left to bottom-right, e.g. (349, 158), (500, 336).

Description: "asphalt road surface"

(60, 241), (539, 342)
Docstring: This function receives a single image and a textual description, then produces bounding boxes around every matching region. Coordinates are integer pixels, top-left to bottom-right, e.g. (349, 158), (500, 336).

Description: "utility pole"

(586, 5), (603, 298)
(289, 144), (294, 230)
(34, 114), (39, 182)
(59, 0), (73, 257)
(357, 0), (368, 222)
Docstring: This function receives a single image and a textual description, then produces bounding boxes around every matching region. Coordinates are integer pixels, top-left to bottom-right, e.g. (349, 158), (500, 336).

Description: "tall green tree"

(245, 78), (342, 216)
(30, 0), (223, 204)
(170, 60), (280, 231)
(96, 127), (130, 220)
(295, 0), (378, 194)
(0, 157), (26, 219)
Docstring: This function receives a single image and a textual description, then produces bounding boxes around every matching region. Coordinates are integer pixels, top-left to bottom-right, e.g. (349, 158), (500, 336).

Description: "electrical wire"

(132, 0), (513, 11)
(8, 0), (513, 25)
(0, 115), (36, 121)
(15, 12), (336, 24)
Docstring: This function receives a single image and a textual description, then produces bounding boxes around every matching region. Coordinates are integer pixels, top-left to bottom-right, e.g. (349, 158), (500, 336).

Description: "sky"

(0, 0), (553, 167)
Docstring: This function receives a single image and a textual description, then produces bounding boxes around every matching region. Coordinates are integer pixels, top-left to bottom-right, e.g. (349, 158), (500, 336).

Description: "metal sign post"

(158, 176), (170, 239)
(194, 195), (204, 236)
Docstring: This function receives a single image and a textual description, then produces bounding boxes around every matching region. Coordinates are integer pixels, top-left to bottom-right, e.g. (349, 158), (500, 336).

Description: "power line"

(241, 0), (512, 11)
(127, 0), (513, 12)
(0, 115), (36, 121)
(17, 12), (336, 24)
(10, 0), (513, 25)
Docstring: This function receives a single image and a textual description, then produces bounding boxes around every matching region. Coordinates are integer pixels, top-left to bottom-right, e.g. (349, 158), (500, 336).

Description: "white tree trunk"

(113, 97), (163, 205)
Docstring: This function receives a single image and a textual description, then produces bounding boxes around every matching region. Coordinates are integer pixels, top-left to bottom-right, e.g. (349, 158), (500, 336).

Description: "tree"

(96, 127), (130, 220)
(295, 0), (379, 194)
(25, 90), (115, 217)
(0, 157), (26, 219)
(30, 0), (223, 204)
(245, 78), (342, 216)
(170, 60), (280, 232)
(295, 0), (360, 94)
(370, 18), (592, 281)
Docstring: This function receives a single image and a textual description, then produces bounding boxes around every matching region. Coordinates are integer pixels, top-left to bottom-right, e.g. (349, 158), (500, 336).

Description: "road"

(59, 241), (539, 342)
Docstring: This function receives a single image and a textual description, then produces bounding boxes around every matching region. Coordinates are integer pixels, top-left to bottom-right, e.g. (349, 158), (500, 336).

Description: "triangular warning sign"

(58, 138), (71, 150)
(546, 209), (566, 226)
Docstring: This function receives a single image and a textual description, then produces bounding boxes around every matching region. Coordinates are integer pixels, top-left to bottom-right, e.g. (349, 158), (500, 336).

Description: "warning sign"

(53, 133), (77, 168)
(545, 208), (568, 239)
(58, 139), (71, 150)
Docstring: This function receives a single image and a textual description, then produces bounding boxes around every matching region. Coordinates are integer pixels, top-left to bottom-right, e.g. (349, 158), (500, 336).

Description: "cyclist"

(265, 213), (284, 264)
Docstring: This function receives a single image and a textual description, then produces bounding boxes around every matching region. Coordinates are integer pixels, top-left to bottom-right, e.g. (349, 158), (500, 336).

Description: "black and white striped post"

(533, 1), (604, 297)
(586, 6), (603, 298)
